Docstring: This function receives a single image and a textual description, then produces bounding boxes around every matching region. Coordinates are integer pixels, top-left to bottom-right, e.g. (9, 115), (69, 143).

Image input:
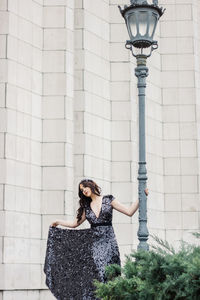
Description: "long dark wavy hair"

(77, 179), (102, 223)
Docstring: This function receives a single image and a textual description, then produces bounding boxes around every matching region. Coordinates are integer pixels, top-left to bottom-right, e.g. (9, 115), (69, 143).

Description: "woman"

(44, 178), (149, 300)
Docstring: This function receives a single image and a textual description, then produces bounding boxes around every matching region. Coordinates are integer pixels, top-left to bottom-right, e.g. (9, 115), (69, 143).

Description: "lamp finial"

(131, 0), (148, 4)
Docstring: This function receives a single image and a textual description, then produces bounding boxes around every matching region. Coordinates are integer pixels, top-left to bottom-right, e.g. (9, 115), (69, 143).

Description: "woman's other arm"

(111, 188), (148, 217)
(50, 209), (86, 228)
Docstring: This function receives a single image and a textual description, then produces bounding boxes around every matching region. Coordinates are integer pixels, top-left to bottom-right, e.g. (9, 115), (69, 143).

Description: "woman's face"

(79, 184), (92, 197)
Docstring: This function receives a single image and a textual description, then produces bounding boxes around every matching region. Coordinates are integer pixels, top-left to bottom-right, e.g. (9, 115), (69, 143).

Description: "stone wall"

(0, 0), (199, 299)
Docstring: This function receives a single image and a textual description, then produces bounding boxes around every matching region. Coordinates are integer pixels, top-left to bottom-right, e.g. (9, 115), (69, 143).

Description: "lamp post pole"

(118, 0), (165, 250)
(135, 55), (149, 250)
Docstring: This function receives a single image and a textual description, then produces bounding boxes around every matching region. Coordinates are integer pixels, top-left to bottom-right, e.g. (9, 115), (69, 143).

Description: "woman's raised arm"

(111, 188), (148, 217)
(50, 209), (86, 228)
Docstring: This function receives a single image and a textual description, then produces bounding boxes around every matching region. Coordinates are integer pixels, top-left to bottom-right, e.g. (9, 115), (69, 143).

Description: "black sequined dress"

(43, 194), (121, 300)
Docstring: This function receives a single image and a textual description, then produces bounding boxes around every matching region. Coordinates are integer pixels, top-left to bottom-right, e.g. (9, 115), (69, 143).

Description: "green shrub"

(94, 234), (200, 300)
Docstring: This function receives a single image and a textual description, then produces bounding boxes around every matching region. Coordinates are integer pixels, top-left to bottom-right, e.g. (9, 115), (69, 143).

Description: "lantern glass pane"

(149, 13), (157, 37)
(138, 11), (148, 36)
(128, 13), (137, 37)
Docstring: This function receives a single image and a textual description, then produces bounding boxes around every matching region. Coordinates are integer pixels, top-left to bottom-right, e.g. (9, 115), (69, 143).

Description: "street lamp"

(119, 0), (165, 251)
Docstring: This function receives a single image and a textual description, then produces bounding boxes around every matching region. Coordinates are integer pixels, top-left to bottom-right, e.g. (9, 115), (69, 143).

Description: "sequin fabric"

(43, 194), (121, 300)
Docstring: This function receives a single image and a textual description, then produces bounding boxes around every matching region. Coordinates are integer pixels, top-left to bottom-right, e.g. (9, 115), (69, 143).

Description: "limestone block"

(4, 185), (15, 211)
(85, 51), (110, 80)
(161, 20), (193, 37)
(112, 162), (131, 182)
(84, 155), (104, 179)
(84, 0), (109, 22)
(111, 62), (130, 81)
(42, 143), (65, 166)
(65, 191), (74, 216)
(0, 84), (5, 107)
(163, 123), (179, 140)
(111, 81), (130, 101)
(4, 237), (28, 264)
(180, 157), (198, 175)
(182, 212), (199, 230)
(42, 167), (68, 190)
(0, 12), (8, 34)
(182, 229), (200, 246)
(44, 28), (67, 50)
(112, 101), (131, 120)
(66, 51), (74, 75)
(0, 211), (5, 236)
(148, 210), (165, 229)
(42, 96), (64, 119)
(163, 105), (179, 123)
(44, 6), (65, 28)
(147, 135), (162, 156)
(42, 191), (64, 214)
(0, 134), (4, 158)
(84, 31), (109, 60)
(165, 229), (183, 246)
(112, 141), (131, 161)
(0, 35), (6, 58)
(18, 0), (33, 21)
(5, 211), (29, 238)
(43, 51), (65, 73)
(84, 113), (110, 139)
(16, 136), (31, 163)
(112, 182), (134, 203)
(110, 42), (129, 62)
(0, 60), (7, 83)
(180, 123), (197, 140)
(112, 204), (132, 223)
(109, 4), (124, 24)
(43, 73), (66, 95)
(180, 140), (197, 157)
(146, 118), (162, 139)
(32, 47), (42, 72)
(165, 212), (182, 230)
(164, 158), (181, 175)
(85, 11), (109, 41)
(181, 176), (198, 193)
(32, 24), (43, 49)
(163, 140), (180, 157)
(66, 28), (74, 52)
(114, 223), (133, 245)
(179, 105), (196, 122)
(0, 0), (7, 10)
(164, 176), (181, 193)
(65, 142), (73, 167)
(110, 24), (128, 43)
(31, 165), (41, 189)
(182, 193), (200, 212)
(30, 189), (41, 214)
(147, 191), (164, 211)
(5, 160), (16, 186)
(165, 193), (182, 211)
(30, 214), (41, 238)
(40, 290), (56, 300)
(32, 1), (43, 27)
(66, 7), (74, 30)
(66, 74), (74, 97)
(112, 121), (130, 141)
(15, 186), (30, 213)
(31, 140), (42, 166)
(74, 133), (85, 154)
(0, 185), (3, 210)
(43, 120), (66, 142)
(74, 154), (84, 176)
(30, 264), (41, 288)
